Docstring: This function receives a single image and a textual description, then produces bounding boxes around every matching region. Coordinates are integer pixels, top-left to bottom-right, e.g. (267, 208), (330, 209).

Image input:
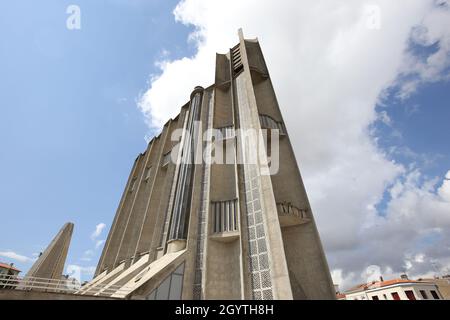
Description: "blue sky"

(0, 0), (194, 279)
(1, 1), (449, 287)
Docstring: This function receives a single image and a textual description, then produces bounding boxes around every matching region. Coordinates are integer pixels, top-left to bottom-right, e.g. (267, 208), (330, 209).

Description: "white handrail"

(0, 274), (132, 296)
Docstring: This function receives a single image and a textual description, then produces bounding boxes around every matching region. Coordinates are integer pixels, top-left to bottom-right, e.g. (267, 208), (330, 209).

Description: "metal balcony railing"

(212, 199), (238, 234)
(0, 273), (131, 297)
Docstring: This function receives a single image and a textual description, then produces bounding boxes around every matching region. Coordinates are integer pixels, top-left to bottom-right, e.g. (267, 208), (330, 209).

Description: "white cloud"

(90, 223), (106, 241)
(0, 251), (35, 263)
(80, 249), (94, 262)
(77, 224), (107, 267)
(66, 264), (97, 282)
(394, 1), (450, 99)
(95, 239), (105, 250)
(138, 0), (450, 290)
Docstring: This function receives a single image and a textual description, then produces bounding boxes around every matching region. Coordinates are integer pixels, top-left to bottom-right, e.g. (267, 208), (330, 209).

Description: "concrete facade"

(22, 222), (74, 281)
(84, 30), (335, 300)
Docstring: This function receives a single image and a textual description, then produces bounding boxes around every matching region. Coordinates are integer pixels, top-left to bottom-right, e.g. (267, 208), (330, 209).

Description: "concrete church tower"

(24, 222), (74, 280)
(83, 30), (335, 300)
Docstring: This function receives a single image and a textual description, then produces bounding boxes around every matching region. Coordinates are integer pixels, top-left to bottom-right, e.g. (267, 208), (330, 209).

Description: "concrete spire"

(25, 222), (74, 280)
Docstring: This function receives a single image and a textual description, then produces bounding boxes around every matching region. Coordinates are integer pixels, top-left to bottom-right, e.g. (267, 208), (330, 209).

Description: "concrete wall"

(96, 108), (188, 274)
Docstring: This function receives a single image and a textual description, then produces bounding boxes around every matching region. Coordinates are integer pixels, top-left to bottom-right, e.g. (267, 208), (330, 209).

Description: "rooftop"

(345, 278), (433, 294)
(0, 262), (21, 272)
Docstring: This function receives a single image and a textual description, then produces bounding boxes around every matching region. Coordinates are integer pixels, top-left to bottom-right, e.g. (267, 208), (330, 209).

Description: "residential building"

(0, 262), (20, 276)
(343, 279), (443, 300)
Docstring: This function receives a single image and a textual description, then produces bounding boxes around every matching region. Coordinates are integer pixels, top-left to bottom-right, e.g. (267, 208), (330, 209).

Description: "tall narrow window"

(420, 290), (428, 299)
(231, 44), (243, 74)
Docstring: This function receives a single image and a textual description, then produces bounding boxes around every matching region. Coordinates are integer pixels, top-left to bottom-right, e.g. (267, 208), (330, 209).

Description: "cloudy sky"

(1, 0), (449, 289)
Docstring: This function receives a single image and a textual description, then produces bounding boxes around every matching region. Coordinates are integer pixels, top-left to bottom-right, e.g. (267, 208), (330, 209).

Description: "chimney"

(379, 276), (384, 282)
(400, 274), (408, 280)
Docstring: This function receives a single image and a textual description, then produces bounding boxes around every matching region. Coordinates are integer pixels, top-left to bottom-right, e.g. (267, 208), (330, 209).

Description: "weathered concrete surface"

(23, 222), (74, 280)
(88, 29), (335, 300)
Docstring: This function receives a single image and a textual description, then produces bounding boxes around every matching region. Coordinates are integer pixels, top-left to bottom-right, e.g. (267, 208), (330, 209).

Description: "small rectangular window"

(420, 290), (428, 299)
(372, 296), (379, 300)
(405, 290), (416, 300)
(391, 292), (401, 300)
(430, 290), (440, 300)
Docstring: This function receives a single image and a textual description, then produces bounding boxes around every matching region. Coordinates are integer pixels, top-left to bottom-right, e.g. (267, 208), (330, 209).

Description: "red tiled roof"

(369, 279), (424, 289)
(345, 278), (430, 294)
(346, 283), (369, 292)
(0, 262), (21, 272)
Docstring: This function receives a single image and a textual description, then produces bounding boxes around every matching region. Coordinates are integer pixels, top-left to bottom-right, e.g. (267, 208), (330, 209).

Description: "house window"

(391, 292), (401, 300)
(420, 290), (428, 299)
(383, 294), (387, 300)
(405, 290), (416, 300)
(430, 290), (440, 300)
(144, 166), (152, 182)
(372, 296), (379, 300)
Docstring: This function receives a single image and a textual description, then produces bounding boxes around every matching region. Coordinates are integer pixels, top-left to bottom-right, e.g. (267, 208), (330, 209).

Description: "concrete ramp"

(112, 250), (186, 298)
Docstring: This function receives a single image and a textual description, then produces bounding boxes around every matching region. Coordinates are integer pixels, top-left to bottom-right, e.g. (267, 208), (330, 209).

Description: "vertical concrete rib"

(113, 139), (156, 266)
(236, 28), (293, 300)
(133, 117), (177, 258)
(96, 154), (141, 274)
(192, 88), (214, 299)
